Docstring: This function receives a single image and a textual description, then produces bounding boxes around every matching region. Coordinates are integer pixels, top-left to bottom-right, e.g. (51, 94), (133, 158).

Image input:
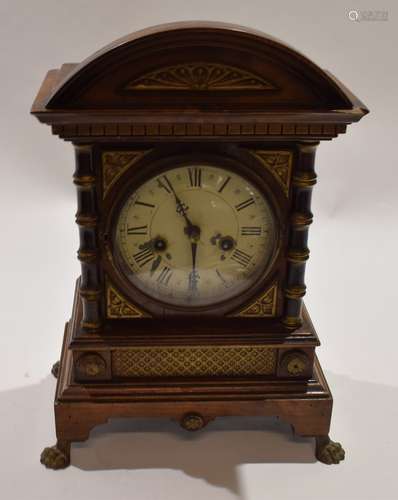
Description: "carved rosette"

(232, 284), (277, 318)
(124, 62), (276, 91)
(102, 150), (151, 196)
(106, 282), (149, 318)
(249, 150), (293, 196)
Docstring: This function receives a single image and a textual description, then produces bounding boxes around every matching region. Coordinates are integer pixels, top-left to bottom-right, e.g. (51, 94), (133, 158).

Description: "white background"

(0, 0), (397, 499)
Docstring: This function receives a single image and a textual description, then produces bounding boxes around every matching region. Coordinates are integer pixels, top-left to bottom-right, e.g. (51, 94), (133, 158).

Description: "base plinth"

(41, 282), (344, 469)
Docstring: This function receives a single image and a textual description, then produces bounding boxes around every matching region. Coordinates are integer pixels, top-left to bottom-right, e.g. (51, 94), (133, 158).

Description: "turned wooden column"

(73, 144), (102, 331)
(282, 142), (318, 329)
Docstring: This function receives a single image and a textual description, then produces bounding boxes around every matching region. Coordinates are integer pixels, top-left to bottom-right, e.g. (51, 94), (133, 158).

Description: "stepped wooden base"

(41, 285), (344, 469)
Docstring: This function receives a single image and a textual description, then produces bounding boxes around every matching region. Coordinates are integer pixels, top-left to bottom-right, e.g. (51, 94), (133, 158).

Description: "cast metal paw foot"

(316, 436), (345, 464)
(40, 443), (70, 469)
(51, 361), (60, 378)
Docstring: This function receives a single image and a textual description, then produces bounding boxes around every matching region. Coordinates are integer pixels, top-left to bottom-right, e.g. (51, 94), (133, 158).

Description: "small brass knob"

(85, 360), (101, 376)
(180, 413), (205, 431)
(280, 350), (309, 377)
(287, 356), (307, 375)
(75, 353), (106, 379)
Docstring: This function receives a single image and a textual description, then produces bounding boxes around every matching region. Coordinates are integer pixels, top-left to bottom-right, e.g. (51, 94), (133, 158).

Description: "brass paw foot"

(316, 436), (345, 464)
(51, 361), (60, 378)
(40, 443), (70, 469)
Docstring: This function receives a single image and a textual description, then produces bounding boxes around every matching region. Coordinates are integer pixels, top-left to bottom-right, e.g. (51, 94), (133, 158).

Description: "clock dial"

(115, 164), (277, 307)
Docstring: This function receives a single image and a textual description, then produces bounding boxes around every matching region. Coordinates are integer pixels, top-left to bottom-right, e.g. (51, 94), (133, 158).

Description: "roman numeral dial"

(188, 167), (202, 187)
(127, 225), (148, 235)
(231, 249), (253, 267)
(132, 247), (154, 267)
(235, 197), (255, 212)
(241, 226), (262, 236)
(115, 162), (277, 308)
(156, 266), (173, 286)
(218, 176), (231, 193)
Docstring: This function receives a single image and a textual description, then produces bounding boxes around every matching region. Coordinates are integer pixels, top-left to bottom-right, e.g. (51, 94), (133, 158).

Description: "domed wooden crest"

(32, 21), (367, 142)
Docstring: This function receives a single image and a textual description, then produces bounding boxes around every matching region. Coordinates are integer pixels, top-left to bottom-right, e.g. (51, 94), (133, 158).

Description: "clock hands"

(188, 239), (200, 293)
(137, 236), (167, 275)
(160, 175), (201, 292)
(150, 255), (162, 276)
(186, 215), (201, 295)
(161, 175), (192, 225)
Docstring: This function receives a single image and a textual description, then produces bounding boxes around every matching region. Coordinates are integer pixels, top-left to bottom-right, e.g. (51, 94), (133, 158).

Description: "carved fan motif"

(124, 63), (276, 91)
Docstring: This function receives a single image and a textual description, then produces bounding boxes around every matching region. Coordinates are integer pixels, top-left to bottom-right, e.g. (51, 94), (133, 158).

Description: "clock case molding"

(31, 22), (368, 469)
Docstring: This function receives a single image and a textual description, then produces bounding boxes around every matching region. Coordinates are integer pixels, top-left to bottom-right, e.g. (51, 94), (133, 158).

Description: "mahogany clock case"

(31, 22), (368, 469)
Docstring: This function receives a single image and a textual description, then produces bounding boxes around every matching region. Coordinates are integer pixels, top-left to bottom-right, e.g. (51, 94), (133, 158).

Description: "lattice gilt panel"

(112, 346), (277, 377)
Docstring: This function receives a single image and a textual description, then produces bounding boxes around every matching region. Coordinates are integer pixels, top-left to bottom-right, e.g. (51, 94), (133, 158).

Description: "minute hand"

(188, 240), (200, 293)
(162, 175), (196, 235)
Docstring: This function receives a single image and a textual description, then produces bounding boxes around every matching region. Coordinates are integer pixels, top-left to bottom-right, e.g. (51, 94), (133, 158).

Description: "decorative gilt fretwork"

(249, 150), (293, 196)
(102, 151), (151, 196)
(106, 282), (149, 318)
(124, 63), (276, 91)
(112, 345), (277, 377)
(232, 284), (278, 318)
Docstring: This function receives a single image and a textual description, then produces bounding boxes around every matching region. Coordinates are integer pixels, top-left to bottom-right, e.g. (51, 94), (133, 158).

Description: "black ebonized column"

(282, 142), (318, 329)
(73, 144), (102, 331)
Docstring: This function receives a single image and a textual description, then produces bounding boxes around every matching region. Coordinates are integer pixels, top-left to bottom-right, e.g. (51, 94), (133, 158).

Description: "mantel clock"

(31, 22), (368, 469)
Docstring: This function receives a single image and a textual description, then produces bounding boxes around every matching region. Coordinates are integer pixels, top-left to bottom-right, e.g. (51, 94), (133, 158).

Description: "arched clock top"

(33, 21), (367, 117)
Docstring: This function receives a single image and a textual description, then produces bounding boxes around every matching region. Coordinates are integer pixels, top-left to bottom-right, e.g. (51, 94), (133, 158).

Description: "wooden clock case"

(31, 22), (368, 469)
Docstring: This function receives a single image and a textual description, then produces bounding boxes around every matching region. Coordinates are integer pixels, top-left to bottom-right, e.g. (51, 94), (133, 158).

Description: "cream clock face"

(115, 164), (277, 307)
